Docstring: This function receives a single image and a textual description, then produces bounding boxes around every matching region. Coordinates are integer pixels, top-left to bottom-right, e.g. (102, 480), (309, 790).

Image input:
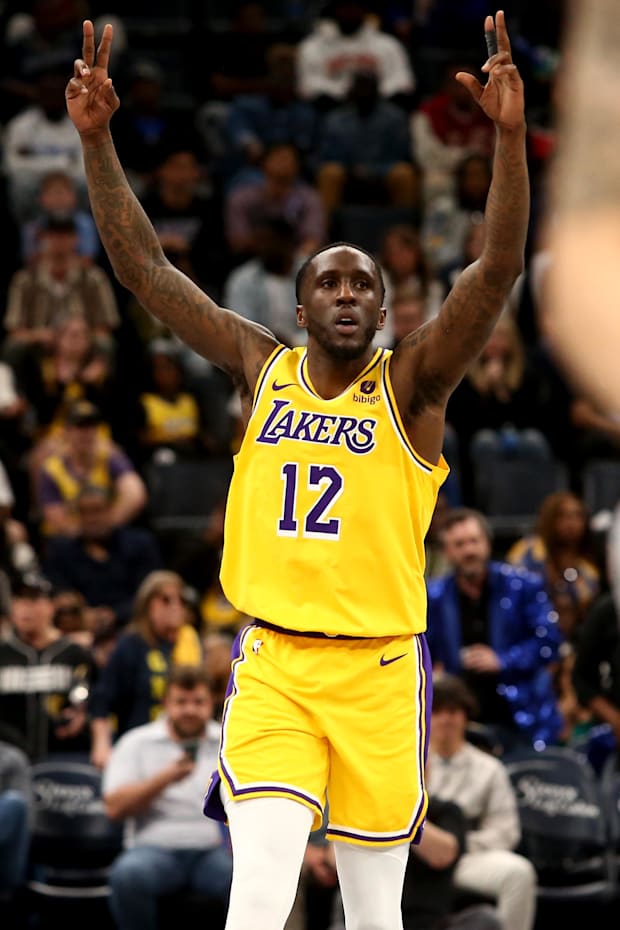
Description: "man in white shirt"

(427, 674), (537, 930)
(103, 665), (232, 930)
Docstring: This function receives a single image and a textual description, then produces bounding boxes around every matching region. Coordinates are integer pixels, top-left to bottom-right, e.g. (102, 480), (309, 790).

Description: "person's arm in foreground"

(390, 10), (528, 465)
(546, 0), (620, 412)
(66, 21), (278, 406)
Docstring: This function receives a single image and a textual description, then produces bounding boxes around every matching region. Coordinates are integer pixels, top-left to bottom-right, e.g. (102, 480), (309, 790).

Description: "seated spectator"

(137, 340), (211, 461)
(428, 675), (537, 930)
(0, 571), (94, 760)
(426, 508), (562, 750)
(3, 64), (87, 221)
(446, 315), (552, 502)
(297, 0), (415, 109)
(18, 317), (117, 461)
(3, 214), (119, 357)
(411, 64), (495, 209)
(89, 570), (203, 769)
(380, 224), (445, 322)
(387, 290), (427, 349)
(424, 492), (452, 581)
(44, 485), (163, 629)
(111, 59), (202, 195)
(37, 400), (147, 539)
(205, 1), (274, 101)
(316, 71), (419, 213)
(508, 491), (600, 640)
(20, 170), (100, 265)
(225, 143), (326, 258)
(0, 741), (31, 912)
(423, 153), (493, 272)
(139, 144), (226, 294)
(103, 665), (231, 930)
(223, 217), (304, 347)
(226, 43), (319, 185)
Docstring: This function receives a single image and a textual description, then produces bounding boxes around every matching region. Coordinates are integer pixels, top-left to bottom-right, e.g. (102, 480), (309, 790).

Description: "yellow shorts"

(204, 623), (432, 847)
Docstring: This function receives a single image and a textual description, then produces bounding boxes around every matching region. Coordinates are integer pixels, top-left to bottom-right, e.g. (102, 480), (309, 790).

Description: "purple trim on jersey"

(299, 348), (384, 400)
(252, 345), (288, 412)
(380, 361), (432, 474)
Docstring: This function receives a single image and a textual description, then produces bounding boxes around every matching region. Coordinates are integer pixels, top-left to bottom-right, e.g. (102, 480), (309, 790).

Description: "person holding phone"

(102, 665), (232, 930)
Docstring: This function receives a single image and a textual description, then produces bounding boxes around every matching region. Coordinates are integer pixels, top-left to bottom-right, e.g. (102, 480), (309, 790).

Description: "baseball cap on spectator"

(11, 571), (54, 599)
(66, 400), (102, 428)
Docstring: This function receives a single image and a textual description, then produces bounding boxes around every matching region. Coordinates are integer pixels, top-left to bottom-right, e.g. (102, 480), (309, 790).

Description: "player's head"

(295, 242), (386, 360)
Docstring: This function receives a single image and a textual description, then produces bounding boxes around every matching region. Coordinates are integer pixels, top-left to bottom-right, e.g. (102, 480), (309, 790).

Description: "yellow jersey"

(220, 345), (448, 637)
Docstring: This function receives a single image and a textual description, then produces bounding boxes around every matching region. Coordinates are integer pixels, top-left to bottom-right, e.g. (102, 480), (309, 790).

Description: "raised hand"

(456, 10), (524, 132)
(66, 20), (119, 135)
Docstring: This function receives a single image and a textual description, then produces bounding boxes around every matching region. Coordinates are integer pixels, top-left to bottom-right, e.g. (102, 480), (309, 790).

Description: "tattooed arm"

(546, 0), (620, 412)
(66, 21), (277, 401)
(390, 11), (528, 463)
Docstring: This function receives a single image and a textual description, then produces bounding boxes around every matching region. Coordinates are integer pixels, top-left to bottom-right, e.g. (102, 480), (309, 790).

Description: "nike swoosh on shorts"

(379, 653), (408, 667)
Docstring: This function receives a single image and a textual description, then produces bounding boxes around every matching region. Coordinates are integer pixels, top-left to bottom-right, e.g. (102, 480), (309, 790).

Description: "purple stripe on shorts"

(410, 632), (433, 844)
(203, 626), (248, 823)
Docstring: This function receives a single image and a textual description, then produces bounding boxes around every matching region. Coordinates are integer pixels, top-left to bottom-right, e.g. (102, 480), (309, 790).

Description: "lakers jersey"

(220, 345), (448, 636)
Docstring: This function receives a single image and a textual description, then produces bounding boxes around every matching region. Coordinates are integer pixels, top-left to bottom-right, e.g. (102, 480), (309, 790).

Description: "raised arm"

(66, 21), (277, 398)
(390, 11), (528, 461)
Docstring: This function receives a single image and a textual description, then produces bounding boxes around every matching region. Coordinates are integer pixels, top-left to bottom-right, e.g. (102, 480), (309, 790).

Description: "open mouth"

(334, 315), (359, 334)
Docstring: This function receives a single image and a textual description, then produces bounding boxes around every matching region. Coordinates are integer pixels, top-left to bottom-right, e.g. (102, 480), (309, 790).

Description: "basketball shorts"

(204, 623), (432, 847)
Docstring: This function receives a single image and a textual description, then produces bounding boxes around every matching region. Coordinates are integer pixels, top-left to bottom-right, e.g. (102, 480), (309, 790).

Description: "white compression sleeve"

(222, 789), (314, 930)
(334, 840), (410, 930)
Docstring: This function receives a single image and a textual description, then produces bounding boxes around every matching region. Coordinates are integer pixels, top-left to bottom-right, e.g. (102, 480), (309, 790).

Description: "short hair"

(441, 507), (492, 541)
(295, 241), (385, 304)
(432, 673), (479, 718)
(165, 664), (212, 695)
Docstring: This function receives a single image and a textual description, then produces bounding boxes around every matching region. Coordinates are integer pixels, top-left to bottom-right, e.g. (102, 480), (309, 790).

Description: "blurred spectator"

(139, 145), (226, 294)
(439, 213), (487, 292)
(37, 400), (147, 539)
(17, 317), (116, 461)
(111, 60), (202, 195)
(103, 665), (231, 930)
(424, 492), (452, 581)
(203, 631), (234, 721)
(52, 589), (96, 649)
(206, 1), (274, 100)
(316, 71), (419, 213)
(380, 224), (445, 322)
(137, 341), (209, 461)
(445, 315), (552, 502)
(3, 65), (87, 222)
(44, 484), (163, 629)
(508, 492), (600, 640)
(226, 44), (319, 183)
(0, 0), (84, 119)
(223, 217), (304, 347)
(423, 153), (493, 271)
(426, 508), (563, 749)
(297, 0), (415, 109)
(0, 458), (39, 590)
(569, 394), (620, 471)
(387, 291), (427, 349)
(428, 674), (537, 930)
(0, 741), (31, 910)
(89, 570), (203, 769)
(225, 143), (326, 257)
(0, 571), (94, 760)
(3, 214), (119, 356)
(412, 64), (495, 208)
(21, 170), (100, 265)
(572, 592), (620, 758)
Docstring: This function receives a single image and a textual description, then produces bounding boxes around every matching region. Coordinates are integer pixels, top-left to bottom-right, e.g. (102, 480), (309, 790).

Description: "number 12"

(278, 463), (344, 539)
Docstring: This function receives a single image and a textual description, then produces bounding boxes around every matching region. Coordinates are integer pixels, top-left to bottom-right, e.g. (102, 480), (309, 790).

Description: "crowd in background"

(2, 1), (620, 929)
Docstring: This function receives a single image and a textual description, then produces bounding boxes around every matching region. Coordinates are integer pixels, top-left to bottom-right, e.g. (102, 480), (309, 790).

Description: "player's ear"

(376, 306), (387, 331)
(296, 304), (307, 328)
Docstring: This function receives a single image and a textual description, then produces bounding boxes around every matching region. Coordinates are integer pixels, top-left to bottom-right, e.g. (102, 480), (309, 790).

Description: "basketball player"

(546, 0), (620, 411)
(65, 12), (527, 930)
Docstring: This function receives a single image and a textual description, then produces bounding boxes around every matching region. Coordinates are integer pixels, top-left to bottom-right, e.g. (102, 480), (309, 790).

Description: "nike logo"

(379, 653), (408, 667)
(272, 380), (296, 391)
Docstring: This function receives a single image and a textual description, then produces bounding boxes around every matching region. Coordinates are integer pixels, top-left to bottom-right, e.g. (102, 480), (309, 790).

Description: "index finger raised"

(95, 23), (114, 72)
(82, 19), (95, 68)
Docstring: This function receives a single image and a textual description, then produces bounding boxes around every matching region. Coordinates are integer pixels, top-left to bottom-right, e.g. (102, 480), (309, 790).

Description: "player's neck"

(305, 344), (376, 399)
